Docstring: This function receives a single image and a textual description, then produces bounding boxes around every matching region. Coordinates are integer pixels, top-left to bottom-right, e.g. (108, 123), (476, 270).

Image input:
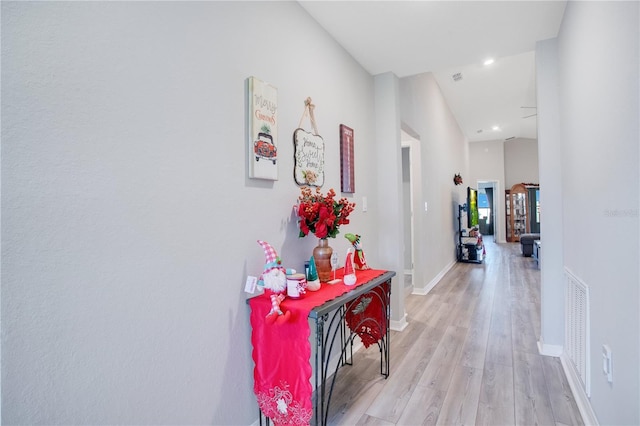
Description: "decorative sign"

(248, 76), (278, 180)
(293, 129), (325, 186)
(340, 124), (355, 193)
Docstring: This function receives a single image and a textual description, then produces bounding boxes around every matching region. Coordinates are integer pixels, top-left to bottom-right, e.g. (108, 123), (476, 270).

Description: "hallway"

(327, 242), (583, 425)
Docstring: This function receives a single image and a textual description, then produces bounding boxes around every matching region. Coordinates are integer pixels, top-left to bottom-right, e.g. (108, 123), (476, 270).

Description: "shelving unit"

(457, 204), (484, 264)
(506, 183), (529, 243)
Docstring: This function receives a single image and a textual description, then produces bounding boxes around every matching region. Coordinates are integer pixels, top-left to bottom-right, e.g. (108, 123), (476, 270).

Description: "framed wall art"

(340, 124), (355, 193)
(248, 76), (278, 180)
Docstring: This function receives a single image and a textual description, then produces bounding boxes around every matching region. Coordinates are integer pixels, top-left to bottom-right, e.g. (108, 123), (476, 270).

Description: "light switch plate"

(602, 344), (613, 383)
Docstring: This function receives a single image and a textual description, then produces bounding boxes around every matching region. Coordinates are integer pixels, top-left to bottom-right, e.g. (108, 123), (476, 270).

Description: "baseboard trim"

(404, 284), (414, 298)
(560, 353), (599, 426)
(390, 312), (408, 331)
(412, 260), (456, 296)
(537, 340), (563, 357)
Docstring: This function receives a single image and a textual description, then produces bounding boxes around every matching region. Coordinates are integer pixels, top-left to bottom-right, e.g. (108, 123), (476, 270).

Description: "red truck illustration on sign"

(254, 129), (277, 164)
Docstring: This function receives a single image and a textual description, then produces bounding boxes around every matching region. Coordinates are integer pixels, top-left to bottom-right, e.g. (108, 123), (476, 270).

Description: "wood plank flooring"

(326, 242), (583, 425)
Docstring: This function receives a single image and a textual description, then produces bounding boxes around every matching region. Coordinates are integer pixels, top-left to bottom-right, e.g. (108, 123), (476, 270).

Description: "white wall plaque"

(248, 77), (278, 180)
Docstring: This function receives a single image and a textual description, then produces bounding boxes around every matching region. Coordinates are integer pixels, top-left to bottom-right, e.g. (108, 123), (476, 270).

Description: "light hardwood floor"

(326, 241), (583, 425)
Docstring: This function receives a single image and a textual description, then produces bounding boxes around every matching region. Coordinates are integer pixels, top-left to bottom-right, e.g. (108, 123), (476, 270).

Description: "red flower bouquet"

(297, 187), (355, 239)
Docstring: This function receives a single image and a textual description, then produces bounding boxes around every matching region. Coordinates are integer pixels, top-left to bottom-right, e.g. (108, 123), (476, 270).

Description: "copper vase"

(313, 238), (333, 283)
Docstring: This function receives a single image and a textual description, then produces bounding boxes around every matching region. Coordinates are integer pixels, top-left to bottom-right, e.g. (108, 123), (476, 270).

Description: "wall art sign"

(248, 76), (278, 180)
(294, 97), (324, 186)
(340, 124), (355, 193)
(293, 129), (325, 186)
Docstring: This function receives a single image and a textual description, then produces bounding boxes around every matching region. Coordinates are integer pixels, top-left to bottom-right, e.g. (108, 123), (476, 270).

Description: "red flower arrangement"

(297, 187), (355, 239)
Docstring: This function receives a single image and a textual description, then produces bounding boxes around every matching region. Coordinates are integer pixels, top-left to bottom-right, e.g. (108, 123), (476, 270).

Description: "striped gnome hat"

(343, 249), (357, 286)
(257, 240), (286, 288)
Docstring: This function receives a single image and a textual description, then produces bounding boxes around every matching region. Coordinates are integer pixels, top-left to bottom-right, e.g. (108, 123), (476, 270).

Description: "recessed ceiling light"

(483, 58), (495, 66)
(492, 125), (501, 131)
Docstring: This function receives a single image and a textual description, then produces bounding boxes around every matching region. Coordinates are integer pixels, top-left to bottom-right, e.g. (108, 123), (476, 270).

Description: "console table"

(248, 269), (395, 426)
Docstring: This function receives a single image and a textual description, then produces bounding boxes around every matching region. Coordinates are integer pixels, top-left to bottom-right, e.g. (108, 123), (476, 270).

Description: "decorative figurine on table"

(343, 249), (357, 286)
(327, 250), (342, 285)
(257, 240), (296, 325)
(345, 233), (371, 270)
(306, 256), (321, 291)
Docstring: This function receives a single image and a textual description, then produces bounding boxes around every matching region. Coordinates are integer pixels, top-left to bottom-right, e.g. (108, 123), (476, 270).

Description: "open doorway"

(478, 181), (497, 243)
(401, 131), (418, 295)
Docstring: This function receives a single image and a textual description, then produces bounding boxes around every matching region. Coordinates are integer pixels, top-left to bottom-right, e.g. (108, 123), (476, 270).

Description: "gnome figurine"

(257, 240), (294, 325)
(345, 233), (371, 270)
(306, 256), (321, 291)
(343, 249), (357, 286)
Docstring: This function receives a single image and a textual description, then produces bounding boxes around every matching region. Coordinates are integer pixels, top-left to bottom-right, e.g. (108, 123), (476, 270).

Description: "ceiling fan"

(521, 106), (537, 119)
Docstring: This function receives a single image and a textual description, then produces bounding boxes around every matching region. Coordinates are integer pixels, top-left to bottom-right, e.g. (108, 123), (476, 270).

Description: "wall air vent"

(451, 72), (463, 82)
(565, 268), (591, 396)
(476, 129), (483, 134)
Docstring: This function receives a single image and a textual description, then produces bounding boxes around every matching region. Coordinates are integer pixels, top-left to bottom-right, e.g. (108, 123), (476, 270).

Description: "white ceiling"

(299, 1), (567, 142)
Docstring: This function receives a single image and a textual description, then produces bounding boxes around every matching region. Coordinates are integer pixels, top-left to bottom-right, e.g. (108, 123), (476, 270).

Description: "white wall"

(556, 1), (639, 424)
(374, 72), (405, 328)
(468, 140), (507, 242)
(399, 73), (468, 292)
(504, 137), (539, 188)
(1, 2), (383, 424)
(536, 37), (565, 351)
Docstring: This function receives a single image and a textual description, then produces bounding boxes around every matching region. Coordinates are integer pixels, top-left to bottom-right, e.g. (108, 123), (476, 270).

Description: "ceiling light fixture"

(483, 58), (495, 66)
(492, 125), (501, 131)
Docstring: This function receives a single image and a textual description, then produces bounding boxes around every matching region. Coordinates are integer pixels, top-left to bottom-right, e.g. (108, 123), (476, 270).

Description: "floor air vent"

(565, 268), (590, 396)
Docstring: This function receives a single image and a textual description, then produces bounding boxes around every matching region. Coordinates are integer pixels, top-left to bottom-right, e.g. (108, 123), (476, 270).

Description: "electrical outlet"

(362, 196), (368, 212)
(602, 344), (613, 383)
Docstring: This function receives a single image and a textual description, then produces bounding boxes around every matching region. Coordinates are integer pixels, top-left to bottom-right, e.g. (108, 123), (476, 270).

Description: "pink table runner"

(249, 268), (387, 425)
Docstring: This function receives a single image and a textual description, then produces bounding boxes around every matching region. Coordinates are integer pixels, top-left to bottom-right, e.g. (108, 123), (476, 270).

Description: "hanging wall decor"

(248, 76), (278, 180)
(340, 124), (355, 193)
(293, 97), (325, 187)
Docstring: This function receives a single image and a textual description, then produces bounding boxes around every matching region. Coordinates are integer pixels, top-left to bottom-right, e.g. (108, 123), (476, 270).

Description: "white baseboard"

(412, 260), (456, 296)
(390, 312), (408, 331)
(560, 353), (599, 426)
(537, 340), (563, 357)
(404, 284), (414, 298)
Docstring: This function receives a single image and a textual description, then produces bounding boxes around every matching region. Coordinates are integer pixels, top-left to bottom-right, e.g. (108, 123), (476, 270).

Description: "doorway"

(478, 181), (498, 242)
(401, 132), (417, 295)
